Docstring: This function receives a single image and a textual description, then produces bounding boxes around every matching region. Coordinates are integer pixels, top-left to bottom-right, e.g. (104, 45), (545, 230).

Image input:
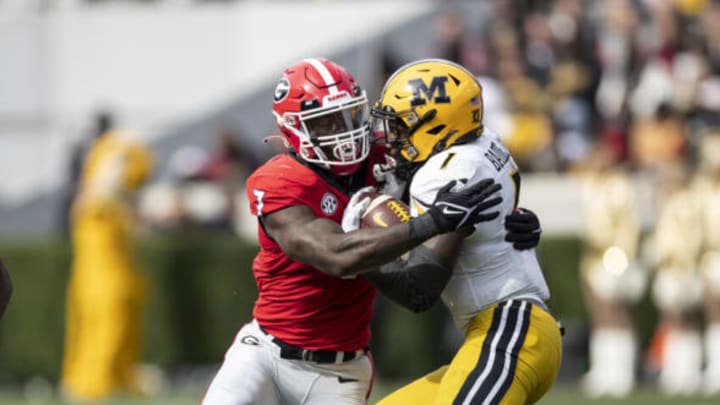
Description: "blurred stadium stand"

(0, 0), (433, 238)
(0, 0), (636, 240)
(0, 0), (648, 240)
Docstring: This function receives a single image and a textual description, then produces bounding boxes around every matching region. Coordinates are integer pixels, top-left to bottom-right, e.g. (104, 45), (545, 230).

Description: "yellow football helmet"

(371, 58), (483, 164)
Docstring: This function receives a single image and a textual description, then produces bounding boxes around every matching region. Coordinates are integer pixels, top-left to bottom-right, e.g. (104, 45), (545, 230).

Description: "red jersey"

(246, 153), (381, 351)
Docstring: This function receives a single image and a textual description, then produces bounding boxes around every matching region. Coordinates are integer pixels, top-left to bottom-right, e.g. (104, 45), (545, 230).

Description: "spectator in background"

(193, 128), (256, 231)
(407, 0), (720, 178)
(500, 58), (555, 171)
(629, 103), (687, 171)
(155, 128), (258, 233)
(430, 7), (489, 75)
(476, 74), (513, 139)
(649, 158), (705, 396)
(61, 115), (154, 401)
(694, 131), (720, 396)
(58, 111), (115, 237)
(0, 258), (12, 320)
(522, 10), (556, 87)
(195, 128), (256, 184)
(547, 62), (594, 170)
(593, 0), (641, 142)
(699, 1), (720, 72)
(576, 140), (644, 398)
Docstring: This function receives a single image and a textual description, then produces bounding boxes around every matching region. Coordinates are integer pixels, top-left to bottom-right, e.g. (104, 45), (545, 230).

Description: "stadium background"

(1, 0), (719, 404)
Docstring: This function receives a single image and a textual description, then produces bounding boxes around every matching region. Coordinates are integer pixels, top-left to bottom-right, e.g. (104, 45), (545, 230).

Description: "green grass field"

(0, 383), (717, 405)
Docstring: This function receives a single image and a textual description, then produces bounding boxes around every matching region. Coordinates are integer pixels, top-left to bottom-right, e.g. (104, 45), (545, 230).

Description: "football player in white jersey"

(367, 59), (562, 405)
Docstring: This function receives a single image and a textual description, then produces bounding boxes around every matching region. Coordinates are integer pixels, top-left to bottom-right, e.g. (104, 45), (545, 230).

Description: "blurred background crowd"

(1, 0), (720, 404)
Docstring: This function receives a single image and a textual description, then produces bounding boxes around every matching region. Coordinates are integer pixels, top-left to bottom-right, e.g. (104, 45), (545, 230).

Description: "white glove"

(341, 186), (375, 232)
(373, 155), (406, 200)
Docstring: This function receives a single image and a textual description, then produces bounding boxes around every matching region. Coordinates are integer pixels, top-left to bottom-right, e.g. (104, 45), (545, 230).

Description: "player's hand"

(341, 186), (375, 232)
(373, 155), (406, 200)
(504, 208), (541, 250)
(428, 179), (502, 233)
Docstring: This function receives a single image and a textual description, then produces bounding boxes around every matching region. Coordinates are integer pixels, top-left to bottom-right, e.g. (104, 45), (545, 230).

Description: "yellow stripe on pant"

(376, 300), (562, 405)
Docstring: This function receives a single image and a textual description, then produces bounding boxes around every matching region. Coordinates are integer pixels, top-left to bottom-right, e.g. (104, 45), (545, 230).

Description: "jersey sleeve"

(246, 170), (315, 217)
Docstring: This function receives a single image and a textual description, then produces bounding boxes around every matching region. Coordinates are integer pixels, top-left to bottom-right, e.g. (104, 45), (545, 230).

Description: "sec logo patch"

(320, 192), (338, 216)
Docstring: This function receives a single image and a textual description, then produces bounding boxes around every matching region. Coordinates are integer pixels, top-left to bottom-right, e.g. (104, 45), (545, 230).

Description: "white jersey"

(409, 131), (550, 332)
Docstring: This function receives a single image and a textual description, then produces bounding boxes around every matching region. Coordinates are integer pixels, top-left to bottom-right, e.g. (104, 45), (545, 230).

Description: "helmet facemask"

(276, 91), (370, 174)
(370, 105), (434, 181)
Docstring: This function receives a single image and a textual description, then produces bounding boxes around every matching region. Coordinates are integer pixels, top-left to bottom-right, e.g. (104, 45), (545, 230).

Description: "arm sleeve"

(364, 245), (451, 313)
(246, 171), (316, 217)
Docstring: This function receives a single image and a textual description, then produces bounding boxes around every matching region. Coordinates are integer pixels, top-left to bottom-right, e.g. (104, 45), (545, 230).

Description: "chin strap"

(393, 158), (419, 183)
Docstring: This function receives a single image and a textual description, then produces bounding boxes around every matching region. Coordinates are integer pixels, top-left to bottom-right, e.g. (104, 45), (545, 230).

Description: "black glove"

(409, 179), (502, 242)
(504, 207), (541, 250)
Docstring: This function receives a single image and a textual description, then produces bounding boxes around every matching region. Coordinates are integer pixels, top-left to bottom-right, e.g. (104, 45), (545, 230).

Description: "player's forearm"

(366, 246), (451, 313)
(274, 214), (417, 277)
(317, 222), (427, 277)
(319, 213), (468, 277)
(272, 203), (461, 278)
(336, 208), (473, 277)
(282, 211), (447, 278)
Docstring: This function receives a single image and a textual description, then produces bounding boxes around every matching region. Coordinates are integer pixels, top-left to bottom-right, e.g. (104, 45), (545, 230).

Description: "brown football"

(361, 193), (411, 228)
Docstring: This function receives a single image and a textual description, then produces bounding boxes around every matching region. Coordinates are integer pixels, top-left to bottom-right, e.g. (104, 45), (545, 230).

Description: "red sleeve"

(246, 159), (317, 217)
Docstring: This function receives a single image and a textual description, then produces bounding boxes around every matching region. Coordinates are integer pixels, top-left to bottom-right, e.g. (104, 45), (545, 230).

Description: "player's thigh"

(435, 300), (561, 405)
(294, 355), (374, 405)
(431, 303), (503, 404)
(375, 365), (448, 405)
(202, 326), (280, 405)
(520, 306), (562, 404)
(475, 303), (562, 405)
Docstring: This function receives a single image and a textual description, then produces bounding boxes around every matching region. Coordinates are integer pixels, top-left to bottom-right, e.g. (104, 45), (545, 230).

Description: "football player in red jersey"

(201, 58), (537, 405)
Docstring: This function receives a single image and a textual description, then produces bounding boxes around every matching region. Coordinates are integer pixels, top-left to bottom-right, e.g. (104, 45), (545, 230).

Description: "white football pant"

(202, 320), (374, 405)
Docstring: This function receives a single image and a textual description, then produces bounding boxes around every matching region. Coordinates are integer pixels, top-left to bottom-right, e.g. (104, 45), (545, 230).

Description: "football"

(361, 193), (411, 228)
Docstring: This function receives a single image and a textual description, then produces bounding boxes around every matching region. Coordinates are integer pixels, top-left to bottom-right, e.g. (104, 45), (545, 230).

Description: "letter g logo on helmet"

(274, 79), (290, 103)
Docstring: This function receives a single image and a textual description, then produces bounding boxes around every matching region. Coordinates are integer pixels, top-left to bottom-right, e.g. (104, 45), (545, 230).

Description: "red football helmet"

(272, 58), (370, 176)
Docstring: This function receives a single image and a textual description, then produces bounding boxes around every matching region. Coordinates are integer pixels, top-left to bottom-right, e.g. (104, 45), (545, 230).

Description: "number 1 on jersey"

(253, 189), (266, 216)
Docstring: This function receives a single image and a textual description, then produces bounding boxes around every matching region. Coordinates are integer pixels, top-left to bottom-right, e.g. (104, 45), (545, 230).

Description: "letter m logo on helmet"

(409, 76), (451, 107)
